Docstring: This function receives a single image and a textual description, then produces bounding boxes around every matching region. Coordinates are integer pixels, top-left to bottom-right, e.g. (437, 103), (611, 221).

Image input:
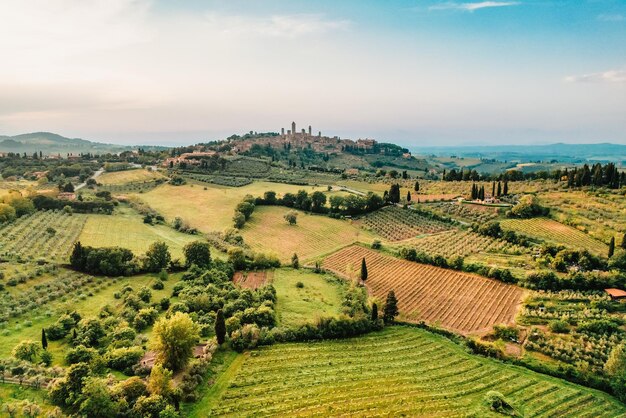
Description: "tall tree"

(360, 257), (368, 281)
(414, 181), (420, 192)
(41, 329), (48, 351)
(492, 182), (495, 197)
(406, 191), (411, 203)
(291, 253), (299, 269)
(497, 182), (502, 197)
(621, 233), (626, 250)
(183, 241), (211, 268)
(383, 291), (399, 323)
(609, 237), (615, 258)
(371, 303), (378, 321)
(144, 241), (171, 273)
(503, 181), (509, 195)
(215, 309), (226, 345)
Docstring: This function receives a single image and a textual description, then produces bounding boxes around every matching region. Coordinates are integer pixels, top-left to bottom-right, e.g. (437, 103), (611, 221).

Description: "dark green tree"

(291, 253), (299, 269)
(497, 182), (502, 197)
(414, 181), (420, 192)
(503, 181), (509, 195)
(310, 191), (327, 213)
(183, 241), (211, 268)
(388, 184), (401, 204)
(215, 309), (226, 345)
(383, 290), (399, 323)
(371, 303), (378, 321)
(622, 233), (626, 250)
(41, 328), (48, 350)
(70, 241), (86, 270)
(609, 237), (615, 258)
(144, 241), (171, 273)
(406, 191), (411, 202)
(360, 257), (368, 281)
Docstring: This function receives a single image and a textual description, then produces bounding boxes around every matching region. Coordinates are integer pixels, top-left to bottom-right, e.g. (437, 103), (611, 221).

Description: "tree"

(360, 258), (368, 281)
(236, 201), (255, 220)
(605, 344), (626, 376)
(144, 241), (171, 272)
(371, 303), (378, 321)
(388, 184), (401, 204)
(310, 191), (327, 213)
(284, 211), (298, 225)
(233, 211), (245, 229)
(215, 309), (226, 345)
(622, 233), (626, 250)
(503, 181), (509, 195)
(79, 377), (117, 418)
(227, 247), (246, 270)
(383, 291), (399, 323)
(291, 253), (299, 269)
(183, 241), (211, 268)
(0, 203), (17, 223)
(609, 237), (615, 258)
(147, 364), (173, 397)
(497, 182), (502, 197)
(41, 329), (48, 351)
(414, 181), (420, 192)
(12, 340), (40, 363)
(70, 241), (86, 270)
(406, 191), (411, 203)
(151, 312), (199, 371)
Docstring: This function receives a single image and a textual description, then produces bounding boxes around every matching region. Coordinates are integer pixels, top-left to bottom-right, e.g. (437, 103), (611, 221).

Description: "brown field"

(412, 193), (459, 202)
(233, 270), (273, 289)
(323, 245), (523, 334)
(98, 168), (165, 185)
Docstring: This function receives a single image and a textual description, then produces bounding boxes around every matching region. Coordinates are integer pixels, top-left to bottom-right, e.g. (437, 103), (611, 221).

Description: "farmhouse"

(605, 288), (626, 301)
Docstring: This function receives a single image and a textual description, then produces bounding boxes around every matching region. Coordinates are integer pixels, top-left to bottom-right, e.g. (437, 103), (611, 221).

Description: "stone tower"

(308, 125), (312, 136)
(291, 121), (296, 136)
(281, 127), (284, 136)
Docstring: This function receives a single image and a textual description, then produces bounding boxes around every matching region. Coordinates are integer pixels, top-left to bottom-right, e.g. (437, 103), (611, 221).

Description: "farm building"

(605, 288), (626, 301)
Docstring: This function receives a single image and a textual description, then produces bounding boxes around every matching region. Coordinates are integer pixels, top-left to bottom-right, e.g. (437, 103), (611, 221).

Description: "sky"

(0, 0), (624, 147)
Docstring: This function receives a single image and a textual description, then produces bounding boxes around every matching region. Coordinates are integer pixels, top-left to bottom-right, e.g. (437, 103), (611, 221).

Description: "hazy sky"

(1, 0), (625, 146)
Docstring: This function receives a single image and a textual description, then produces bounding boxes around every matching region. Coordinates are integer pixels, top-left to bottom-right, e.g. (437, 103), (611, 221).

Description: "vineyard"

(184, 173), (252, 187)
(500, 217), (609, 256)
(392, 230), (527, 259)
(204, 327), (625, 417)
(428, 201), (501, 223)
(233, 270), (273, 289)
(323, 245), (523, 333)
(0, 210), (86, 262)
(242, 207), (377, 262)
(360, 206), (452, 241)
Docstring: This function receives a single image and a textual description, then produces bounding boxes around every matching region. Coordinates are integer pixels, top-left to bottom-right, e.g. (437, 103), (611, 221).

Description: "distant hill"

(411, 143), (626, 165)
(0, 132), (166, 155)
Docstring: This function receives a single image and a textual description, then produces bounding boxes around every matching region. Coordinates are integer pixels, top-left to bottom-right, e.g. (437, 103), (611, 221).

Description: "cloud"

(209, 14), (351, 38)
(597, 14), (625, 22)
(429, 1), (520, 12)
(565, 69), (626, 84)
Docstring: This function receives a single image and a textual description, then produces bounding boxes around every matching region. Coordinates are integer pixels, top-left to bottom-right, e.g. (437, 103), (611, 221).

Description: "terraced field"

(360, 206), (452, 241)
(500, 217), (608, 256)
(323, 245), (523, 333)
(242, 207), (377, 262)
(391, 230), (526, 259)
(204, 327), (626, 417)
(0, 210), (86, 261)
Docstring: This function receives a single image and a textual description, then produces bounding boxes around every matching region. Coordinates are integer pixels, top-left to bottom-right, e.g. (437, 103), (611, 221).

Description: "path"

(74, 167), (104, 191)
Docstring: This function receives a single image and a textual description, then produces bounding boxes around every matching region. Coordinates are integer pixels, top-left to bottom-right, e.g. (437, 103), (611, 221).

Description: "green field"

(98, 168), (165, 185)
(197, 326), (626, 417)
(272, 268), (344, 327)
(500, 217), (609, 256)
(0, 383), (58, 416)
(79, 206), (198, 258)
(241, 206), (378, 262)
(138, 182), (327, 233)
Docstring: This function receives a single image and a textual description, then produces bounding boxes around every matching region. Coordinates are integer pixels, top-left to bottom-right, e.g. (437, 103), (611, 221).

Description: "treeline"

(32, 195), (115, 214)
(444, 162), (625, 189)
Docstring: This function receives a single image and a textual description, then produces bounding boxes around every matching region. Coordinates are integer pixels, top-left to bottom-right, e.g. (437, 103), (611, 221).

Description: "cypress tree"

(291, 253), (299, 269)
(503, 181), (509, 195)
(407, 191), (411, 203)
(621, 233), (626, 250)
(371, 303), (378, 321)
(492, 182), (495, 198)
(70, 241), (85, 270)
(497, 182), (502, 197)
(360, 258), (368, 281)
(609, 237), (615, 258)
(414, 181), (420, 192)
(41, 329), (48, 350)
(383, 291), (399, 323)
(215, 309), (226, 345)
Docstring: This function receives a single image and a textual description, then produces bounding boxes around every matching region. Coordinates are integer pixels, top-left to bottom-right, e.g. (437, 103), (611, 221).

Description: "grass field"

(79, 206), (198, 258)
(500, 217), (609, 256)
(138, 182), (326, 233)
(241, 206), (378, 262)
(323, 245), (523, 334)
(200, 326), (626, 417)
(272, 268), (344, 328)
(98, 168), (165, 185)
